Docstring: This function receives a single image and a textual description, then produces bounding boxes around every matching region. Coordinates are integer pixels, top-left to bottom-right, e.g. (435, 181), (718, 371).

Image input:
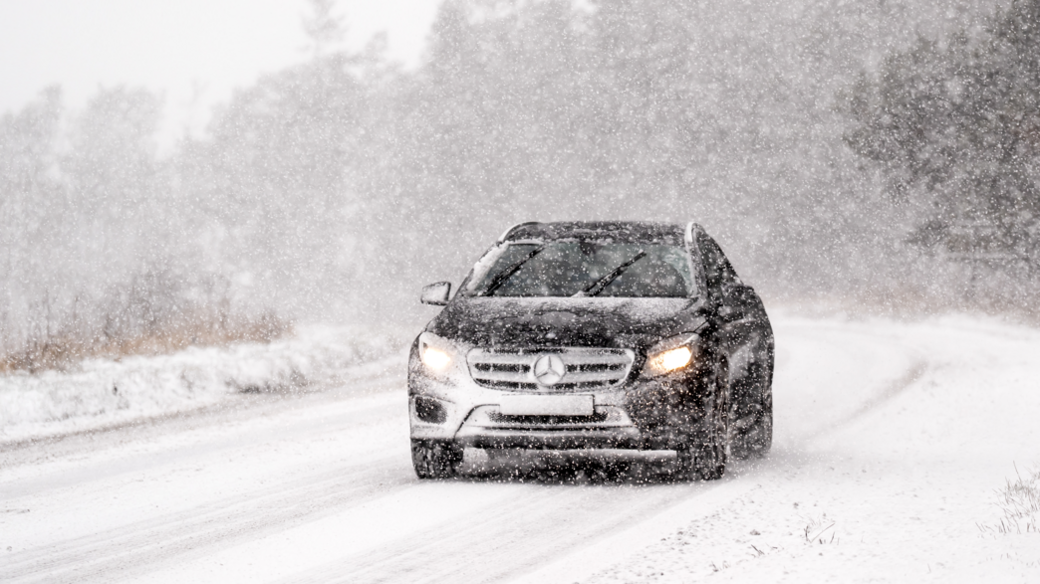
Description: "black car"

(407, 221), (773, 480)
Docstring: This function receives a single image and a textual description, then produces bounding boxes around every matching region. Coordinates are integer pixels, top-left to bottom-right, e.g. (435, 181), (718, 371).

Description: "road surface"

(2, 315), (1039, 582)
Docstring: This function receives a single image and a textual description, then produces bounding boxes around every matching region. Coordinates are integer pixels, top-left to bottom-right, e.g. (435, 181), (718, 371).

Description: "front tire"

(676, 362), (729, 481)
(411, 439), (462, 479)
(730, 396), (772, 459)
(730, 329), (774, 459)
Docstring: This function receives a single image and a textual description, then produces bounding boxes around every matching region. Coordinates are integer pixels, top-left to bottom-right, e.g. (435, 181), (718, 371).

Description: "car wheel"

(676, 362), (729, 481)
(730, 328), (774, 459)
(411, 439), (463, 479)
(730, 394), (772, 459)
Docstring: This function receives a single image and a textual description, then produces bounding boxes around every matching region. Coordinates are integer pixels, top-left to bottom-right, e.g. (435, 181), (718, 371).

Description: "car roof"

(500, 221), (687, 245)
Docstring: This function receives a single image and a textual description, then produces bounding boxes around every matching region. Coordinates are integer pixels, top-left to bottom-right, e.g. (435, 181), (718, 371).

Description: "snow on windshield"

(465, 242), (694, 298)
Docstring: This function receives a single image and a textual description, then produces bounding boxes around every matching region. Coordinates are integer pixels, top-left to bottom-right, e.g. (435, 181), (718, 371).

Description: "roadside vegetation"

(981, 466), (1040, 535)
(0, 270), (289, 374)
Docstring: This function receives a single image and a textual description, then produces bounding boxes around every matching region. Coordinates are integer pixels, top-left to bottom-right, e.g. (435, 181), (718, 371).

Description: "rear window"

(464, 242), (694, 298)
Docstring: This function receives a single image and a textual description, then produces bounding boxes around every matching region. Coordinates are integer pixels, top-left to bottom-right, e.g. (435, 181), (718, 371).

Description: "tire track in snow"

(804, 360), (927, 442)
(0, 392), (401, 500)
(0, 367), (405, 493)
(1, 452), (411, 584)
(1, 377), (409, 583)
(283, 479), (725, 584)
(774, 320), (930, 446)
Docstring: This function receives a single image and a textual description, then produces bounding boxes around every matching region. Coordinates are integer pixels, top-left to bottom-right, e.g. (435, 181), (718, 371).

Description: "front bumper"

(454, 404), (643, 449)
(409, 363), (716, 451)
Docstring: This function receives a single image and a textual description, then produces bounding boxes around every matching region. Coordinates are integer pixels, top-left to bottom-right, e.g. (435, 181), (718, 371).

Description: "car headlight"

(643, 333), (701, 377)
(419, 332), (456, 371)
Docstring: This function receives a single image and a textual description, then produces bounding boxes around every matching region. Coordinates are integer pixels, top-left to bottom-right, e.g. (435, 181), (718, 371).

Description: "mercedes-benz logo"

(532, 354), (566, 386)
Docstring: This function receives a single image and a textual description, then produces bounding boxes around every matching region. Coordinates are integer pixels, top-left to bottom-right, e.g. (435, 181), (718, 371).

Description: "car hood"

(426, 297), (707, 352)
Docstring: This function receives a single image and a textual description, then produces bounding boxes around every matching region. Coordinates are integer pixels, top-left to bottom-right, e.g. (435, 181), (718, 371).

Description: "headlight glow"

(643, 333), (701, 377)
(647, 346), (693, 374)
(421, 345), (452, 370)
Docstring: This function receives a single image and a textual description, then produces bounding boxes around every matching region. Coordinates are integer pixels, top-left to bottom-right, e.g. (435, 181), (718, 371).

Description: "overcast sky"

(0, 0), (440, 144)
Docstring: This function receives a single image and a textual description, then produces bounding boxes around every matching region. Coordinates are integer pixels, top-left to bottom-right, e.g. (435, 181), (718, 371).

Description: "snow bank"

(0, 325), (408, 443)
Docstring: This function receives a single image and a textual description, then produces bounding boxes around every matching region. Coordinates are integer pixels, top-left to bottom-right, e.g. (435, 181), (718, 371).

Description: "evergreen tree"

(844, 0), (1040, 273)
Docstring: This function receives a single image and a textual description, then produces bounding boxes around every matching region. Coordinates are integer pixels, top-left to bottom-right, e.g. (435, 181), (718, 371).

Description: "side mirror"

(420, 281), (452, 306)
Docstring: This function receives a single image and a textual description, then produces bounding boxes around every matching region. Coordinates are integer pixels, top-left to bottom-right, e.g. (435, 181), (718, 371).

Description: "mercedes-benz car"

(407, 221), (773, 480)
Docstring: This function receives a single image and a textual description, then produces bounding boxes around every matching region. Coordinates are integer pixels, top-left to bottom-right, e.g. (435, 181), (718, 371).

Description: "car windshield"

(465, 242), (694, 298)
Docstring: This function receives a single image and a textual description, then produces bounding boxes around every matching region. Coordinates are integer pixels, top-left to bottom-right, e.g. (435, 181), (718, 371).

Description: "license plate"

(498, 394), (594, 416)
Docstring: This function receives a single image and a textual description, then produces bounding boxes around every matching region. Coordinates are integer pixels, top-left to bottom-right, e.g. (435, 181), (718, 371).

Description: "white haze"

(1, 0), (1036, 367)
(0, 0), (439, 148)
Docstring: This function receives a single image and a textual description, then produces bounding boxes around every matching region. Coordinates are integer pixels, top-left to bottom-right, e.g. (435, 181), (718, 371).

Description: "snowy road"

(2, 316), (1039, 582)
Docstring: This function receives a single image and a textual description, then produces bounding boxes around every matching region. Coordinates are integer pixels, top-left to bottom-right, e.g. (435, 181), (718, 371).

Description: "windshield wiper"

(574, 250), (647, 297)
(480, 246), (545, 296)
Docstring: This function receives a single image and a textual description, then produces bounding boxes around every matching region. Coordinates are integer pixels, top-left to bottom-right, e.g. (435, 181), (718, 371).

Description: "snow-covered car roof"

(499, 221), (687, 245)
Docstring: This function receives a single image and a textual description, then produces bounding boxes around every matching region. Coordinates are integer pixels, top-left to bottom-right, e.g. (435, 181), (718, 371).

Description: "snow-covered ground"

(0, 325), (408, 443)
(1, 315), (1038, 582)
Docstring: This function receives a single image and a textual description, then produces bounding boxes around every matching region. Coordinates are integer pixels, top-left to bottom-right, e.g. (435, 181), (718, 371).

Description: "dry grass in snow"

(982, 466), (1040, 535)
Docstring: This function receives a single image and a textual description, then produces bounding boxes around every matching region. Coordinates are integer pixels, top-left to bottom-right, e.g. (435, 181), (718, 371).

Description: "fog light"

(414, 395), (447, 424)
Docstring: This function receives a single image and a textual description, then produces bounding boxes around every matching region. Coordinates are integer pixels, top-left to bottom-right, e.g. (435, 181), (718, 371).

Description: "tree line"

(844, 0), (1040, 302)
(2, 0), (1036, 368)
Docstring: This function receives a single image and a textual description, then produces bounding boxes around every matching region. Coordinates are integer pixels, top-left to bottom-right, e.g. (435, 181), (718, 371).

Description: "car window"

(465, 242), (694, 298)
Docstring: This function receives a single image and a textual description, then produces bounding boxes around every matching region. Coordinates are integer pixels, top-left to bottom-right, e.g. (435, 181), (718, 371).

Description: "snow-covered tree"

(844, 0), (1040, 274)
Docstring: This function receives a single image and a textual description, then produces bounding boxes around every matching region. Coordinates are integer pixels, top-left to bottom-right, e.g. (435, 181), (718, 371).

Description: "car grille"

(467, 348), (635, 392)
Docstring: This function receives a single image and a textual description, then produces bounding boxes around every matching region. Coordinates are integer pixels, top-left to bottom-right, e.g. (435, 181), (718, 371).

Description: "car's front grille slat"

(473, 362), (527, 373)
(467, 347), (634, 392)
(473, 369), (536, 382)
(570, 362), (627, 373)
(559, 370), (628, 383)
